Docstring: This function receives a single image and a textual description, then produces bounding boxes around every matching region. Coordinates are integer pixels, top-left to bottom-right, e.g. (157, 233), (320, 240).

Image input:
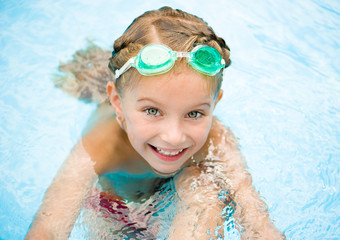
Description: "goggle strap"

(221, 58), (226, 66)
(114, 58), (135, 81)
(176, 52), (191, 58)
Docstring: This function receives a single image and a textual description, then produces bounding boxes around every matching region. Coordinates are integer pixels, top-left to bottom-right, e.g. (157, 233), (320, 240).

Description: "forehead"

(123, 63), (215, 96)
(125, 66), (213, 101)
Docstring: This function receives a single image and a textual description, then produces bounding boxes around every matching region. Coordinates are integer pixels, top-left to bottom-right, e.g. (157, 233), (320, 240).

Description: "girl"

(26, 6), (285, 239)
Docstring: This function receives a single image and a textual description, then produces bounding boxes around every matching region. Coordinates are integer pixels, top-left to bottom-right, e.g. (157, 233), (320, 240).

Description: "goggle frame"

(114, 44), (225, 81)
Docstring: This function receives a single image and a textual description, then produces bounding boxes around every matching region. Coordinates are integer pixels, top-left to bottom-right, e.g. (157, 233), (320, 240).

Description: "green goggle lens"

(189, 45), (224, 76)
(135, 45), (175, 76)
(114, 44), (225, 80)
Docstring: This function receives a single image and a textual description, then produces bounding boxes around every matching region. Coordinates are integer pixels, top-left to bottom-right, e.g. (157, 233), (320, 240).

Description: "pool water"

(0, 0), (339, 239)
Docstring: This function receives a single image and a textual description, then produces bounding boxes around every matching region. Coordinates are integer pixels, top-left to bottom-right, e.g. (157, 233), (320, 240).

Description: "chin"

(151, 166), (181, 178)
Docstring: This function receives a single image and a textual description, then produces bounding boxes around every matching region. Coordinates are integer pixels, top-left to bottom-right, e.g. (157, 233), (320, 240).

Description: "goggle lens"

(136, 45), (175, 76)
(190, 46), (223, 76)
(140, 45), (170, 65)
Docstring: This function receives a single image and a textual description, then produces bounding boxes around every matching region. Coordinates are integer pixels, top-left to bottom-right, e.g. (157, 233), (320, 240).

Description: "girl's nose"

(160, 119), (186, 147)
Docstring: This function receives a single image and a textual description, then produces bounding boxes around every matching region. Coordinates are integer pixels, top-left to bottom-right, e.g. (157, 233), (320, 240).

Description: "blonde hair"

(108, 6), (231, 98)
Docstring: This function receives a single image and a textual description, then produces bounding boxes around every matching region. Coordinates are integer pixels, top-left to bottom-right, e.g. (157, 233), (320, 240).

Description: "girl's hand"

(169, 166), (224, 240)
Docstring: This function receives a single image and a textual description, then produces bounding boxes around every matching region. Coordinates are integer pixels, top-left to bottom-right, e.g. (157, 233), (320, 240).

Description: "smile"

(156, 147), (184, 156)
(148, 144), (188, 162)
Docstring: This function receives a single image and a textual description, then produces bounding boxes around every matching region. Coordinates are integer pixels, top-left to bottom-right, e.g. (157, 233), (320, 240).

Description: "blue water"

(0, 0), (339, 239)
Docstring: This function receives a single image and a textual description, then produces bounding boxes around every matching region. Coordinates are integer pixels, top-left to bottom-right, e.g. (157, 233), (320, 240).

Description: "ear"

(213, 89), (223, 109)
(107, 81), (123, 117)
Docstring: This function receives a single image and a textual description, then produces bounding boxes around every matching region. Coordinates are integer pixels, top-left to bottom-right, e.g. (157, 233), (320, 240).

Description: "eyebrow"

(137, 98), (160, 104)
(137, 98), (211, 108)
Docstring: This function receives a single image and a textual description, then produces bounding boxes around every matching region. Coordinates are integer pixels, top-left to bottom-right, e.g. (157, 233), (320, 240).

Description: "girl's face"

(108, 67), (222, 176)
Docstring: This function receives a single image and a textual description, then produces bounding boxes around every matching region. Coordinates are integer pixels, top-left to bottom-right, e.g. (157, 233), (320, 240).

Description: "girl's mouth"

(148, 144), (188, 162)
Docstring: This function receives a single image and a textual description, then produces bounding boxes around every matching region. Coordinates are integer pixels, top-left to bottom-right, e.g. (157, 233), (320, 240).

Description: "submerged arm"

(25, 141), (98, 239)
(26, 107), (126, 239)
(207, 118), (285, 239)
(169, 166), (225, 240)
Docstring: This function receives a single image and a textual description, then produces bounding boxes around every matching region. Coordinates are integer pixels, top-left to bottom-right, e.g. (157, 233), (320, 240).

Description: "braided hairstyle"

(108, 6), (231, 98)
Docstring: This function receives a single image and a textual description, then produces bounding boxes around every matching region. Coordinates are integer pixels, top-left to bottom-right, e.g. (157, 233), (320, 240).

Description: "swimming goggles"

(114, 44), (225, 80)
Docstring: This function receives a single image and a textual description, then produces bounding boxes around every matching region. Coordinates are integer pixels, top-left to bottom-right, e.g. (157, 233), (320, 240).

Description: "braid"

(108, 42), (145, 92)
(108, 42), (143, 73)
(157, 6), (231, 67)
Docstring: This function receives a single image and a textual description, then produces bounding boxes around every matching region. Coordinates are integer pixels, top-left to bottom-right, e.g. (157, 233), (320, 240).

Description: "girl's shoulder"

(209, 117), (239, 149)
(192, 117), (241, 165)
(81, 104), (135, 175)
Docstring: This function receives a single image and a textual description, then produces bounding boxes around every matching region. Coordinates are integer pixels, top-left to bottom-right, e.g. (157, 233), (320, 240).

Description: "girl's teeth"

(156, 147), (184, 156)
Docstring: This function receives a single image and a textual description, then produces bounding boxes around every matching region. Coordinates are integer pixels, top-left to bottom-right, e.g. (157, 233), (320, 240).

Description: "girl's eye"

(187, 111), (201, 119)
(146, 108), (159, 116)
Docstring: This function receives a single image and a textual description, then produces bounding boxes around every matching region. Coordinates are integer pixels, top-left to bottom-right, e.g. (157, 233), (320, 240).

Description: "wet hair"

(53, 41), (113, 103)
(108, 6), (231, 98)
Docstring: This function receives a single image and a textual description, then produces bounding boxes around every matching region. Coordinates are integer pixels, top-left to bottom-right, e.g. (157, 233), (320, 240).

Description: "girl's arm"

(25, 141), (98, 239)
(207, 118), (285, 239)
(25, 107), (127, 239)
(169, 166), (226, 240)
(170, 118), (285, 240)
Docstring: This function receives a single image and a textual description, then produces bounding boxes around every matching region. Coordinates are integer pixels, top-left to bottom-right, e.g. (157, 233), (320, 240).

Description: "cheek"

(123, 114), (139, 142)
(125, 116), (154, 143)
(191, 120), (212, 145)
